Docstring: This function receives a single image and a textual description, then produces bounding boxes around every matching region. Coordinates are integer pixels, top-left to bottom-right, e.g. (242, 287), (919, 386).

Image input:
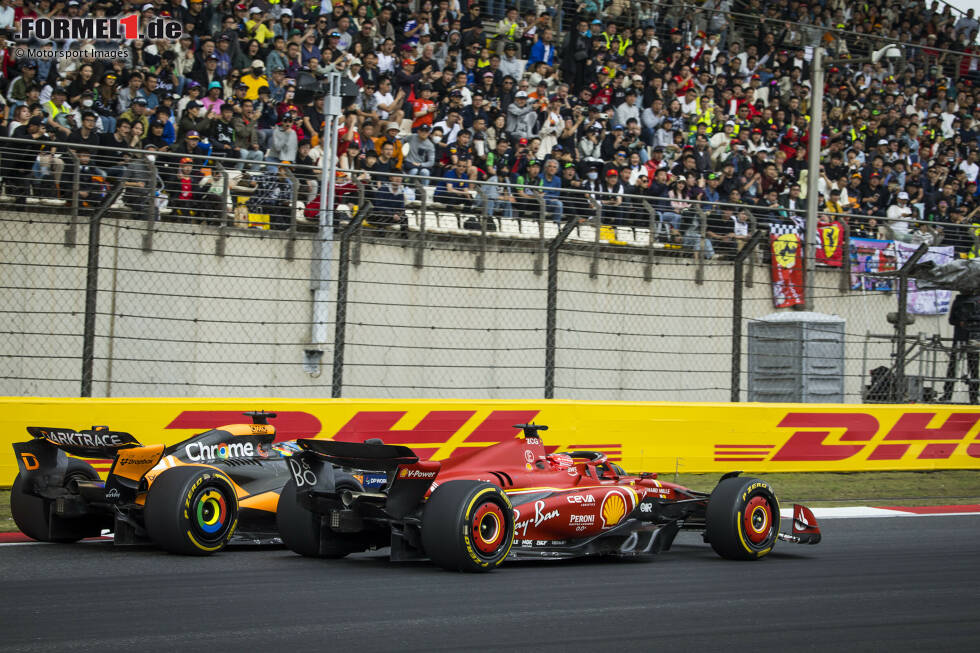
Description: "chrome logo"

(195, 489), (227, 534)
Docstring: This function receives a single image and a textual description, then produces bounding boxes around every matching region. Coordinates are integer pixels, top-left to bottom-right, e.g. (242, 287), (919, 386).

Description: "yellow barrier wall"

(3, 398), (980, 485)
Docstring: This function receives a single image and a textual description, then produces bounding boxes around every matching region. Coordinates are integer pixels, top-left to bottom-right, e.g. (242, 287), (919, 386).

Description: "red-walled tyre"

(421, 480), (514, 573)
(705, 477), (779, 561)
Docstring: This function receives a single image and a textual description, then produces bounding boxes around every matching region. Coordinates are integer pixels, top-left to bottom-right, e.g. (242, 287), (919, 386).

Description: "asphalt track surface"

(1, 516), (978, 652)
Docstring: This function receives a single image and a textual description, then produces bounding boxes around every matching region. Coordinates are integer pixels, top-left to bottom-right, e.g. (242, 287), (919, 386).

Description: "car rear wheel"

(10, 459), (103, 543)
(143, 465), (239, 555)
(705, 476), (779, 561)
(277, 473), (365, 558)
(421, 480), (514, 573)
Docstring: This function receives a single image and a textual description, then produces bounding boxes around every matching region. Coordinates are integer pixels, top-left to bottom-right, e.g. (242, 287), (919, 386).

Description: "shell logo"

(600, 489), (627, 528)
(398, 468), (408, 478)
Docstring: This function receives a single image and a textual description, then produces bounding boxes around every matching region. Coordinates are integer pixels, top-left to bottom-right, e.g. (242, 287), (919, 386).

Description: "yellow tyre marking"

(464, 487), (513, 567)
(477, 512), (501, 545)
(183, 473), (238, 553)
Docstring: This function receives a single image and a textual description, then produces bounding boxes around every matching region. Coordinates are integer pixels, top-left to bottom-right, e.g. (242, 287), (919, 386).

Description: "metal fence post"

(589, 203), (602, 279)
(352, 178), (367, 266)
(534, 194), (546, 275)
(332, 201), (372, 398)
(731, 231), (766, 403)
(641, 200), (659, 282)
(745, 210), (758, 289)
(65, 149), (81, 248)
(895, 243), (929, 401)
(214, 163), (230, 257)
(695, 206), (707, 286)
(544, 218), (581, 399)
(283, 168), (299, 261)
(475, 185), (488, 273)
(839, 217), (851, 293)
(80, 181), (127, 397)
(413, 178), (426, 269)
(140, 153), (159, 253)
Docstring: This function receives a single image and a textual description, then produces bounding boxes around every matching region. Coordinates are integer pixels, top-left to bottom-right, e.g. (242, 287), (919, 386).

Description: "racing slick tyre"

(143, 465), (239, 555)
(277, 473), (365, 558)
(10, 459), (102, 543)
(421, 480), (515, 573)
(705, 476), (780, 561)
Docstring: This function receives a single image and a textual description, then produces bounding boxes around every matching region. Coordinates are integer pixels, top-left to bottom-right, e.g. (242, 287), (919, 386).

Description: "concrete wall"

(0, 212), (954, 401)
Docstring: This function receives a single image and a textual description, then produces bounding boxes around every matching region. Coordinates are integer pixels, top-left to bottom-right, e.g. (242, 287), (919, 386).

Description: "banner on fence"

(2, 398), (978, 485)
(816, 220), (845, 267)
(850, 237), (897, 291)
(769, 230), (805, 308)
(894, 241), (955, 315)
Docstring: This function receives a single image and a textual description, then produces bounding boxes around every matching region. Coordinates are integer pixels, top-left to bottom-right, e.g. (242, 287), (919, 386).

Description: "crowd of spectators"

(0, 0), (979, 257)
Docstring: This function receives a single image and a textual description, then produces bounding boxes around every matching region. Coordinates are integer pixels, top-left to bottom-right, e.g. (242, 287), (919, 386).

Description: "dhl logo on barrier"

(168, 409), (545, 459)
(2, 399), (980, 485)
(713, 412), (980, 463)
(166, 409), (627, 463)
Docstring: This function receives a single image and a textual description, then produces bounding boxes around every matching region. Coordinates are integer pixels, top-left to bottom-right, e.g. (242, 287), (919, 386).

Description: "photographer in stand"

(941, 291), (980, 404)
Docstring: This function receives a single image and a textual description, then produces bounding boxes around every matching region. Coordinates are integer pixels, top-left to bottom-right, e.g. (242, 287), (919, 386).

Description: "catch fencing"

(0, 137), (970, 403)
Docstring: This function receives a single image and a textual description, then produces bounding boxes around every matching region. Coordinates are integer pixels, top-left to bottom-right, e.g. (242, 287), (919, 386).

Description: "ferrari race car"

(10, 412), (306, 554)
(276, 424), (822, 572)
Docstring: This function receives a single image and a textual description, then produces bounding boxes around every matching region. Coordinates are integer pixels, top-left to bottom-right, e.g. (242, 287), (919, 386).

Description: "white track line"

(779, 507), (980, 519)
(3, 509), (979, 546)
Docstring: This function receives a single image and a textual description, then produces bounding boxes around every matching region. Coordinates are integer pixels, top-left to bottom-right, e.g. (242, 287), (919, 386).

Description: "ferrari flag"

(769, 227), (805, 308)
(816, 220), (844, 267)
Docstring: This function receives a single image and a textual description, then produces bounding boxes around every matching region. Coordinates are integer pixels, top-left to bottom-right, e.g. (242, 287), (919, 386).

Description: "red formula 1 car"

(276, 424), (821, 572)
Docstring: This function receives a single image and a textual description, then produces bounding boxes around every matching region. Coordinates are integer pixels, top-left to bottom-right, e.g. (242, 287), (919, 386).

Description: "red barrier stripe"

(879, 504), (980, 514)
(714, 457), (767, 461)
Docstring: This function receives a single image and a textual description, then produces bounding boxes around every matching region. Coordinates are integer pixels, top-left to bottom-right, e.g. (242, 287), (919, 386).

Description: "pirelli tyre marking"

(464, 487), (514, 568)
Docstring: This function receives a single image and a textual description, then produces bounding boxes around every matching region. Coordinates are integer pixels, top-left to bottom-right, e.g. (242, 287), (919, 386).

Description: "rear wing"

(26, 426), (141, 458)
(293, 439), (441, 519)
(297, 439), (419, 472)
(17, 427), (162, 505)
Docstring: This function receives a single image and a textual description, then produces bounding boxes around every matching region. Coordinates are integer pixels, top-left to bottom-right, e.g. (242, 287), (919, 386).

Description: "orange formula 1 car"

(9, 412), (299, 555)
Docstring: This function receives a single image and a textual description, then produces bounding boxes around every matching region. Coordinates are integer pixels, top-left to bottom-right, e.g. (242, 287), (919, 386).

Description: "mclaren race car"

(11, 412), (305, 554)
(276, 424), (822, 572)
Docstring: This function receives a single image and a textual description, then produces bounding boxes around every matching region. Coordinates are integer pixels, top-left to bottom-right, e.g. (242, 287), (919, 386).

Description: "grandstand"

(2, 0), (980, 403)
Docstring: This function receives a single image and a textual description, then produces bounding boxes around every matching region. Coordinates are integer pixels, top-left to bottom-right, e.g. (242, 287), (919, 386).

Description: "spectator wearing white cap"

(240, 60), (268, 101)
(887, 191), (915, 242)
(710, 121), (735, 164)
(245, 7), (275, 44)
(506, 90), (535, 140)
